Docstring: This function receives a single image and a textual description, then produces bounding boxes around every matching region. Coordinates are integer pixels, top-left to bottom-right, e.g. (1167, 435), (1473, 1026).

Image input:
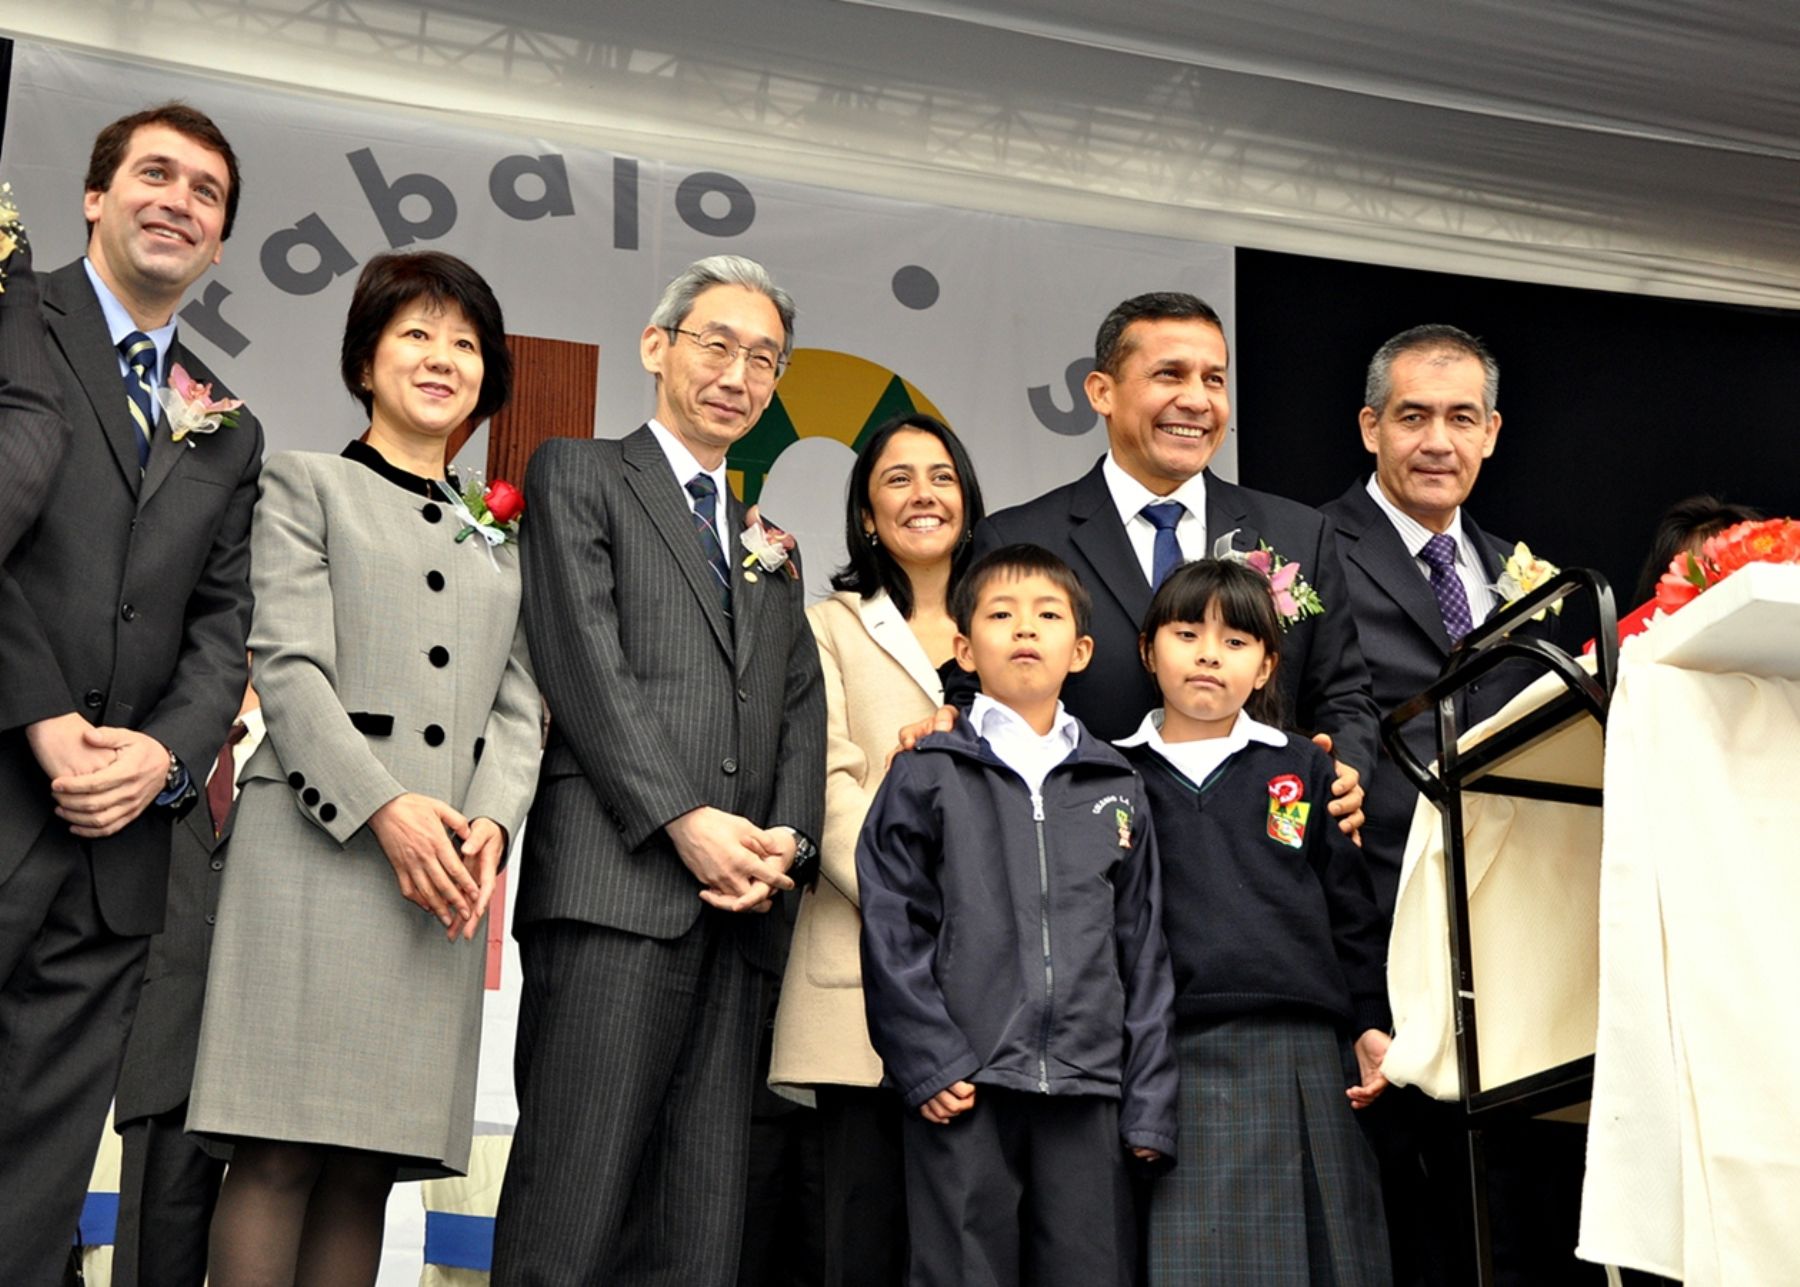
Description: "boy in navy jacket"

(857, 544), (1177, 1287)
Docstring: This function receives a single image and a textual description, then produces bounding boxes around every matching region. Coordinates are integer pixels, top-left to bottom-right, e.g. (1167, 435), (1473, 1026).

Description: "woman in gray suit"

(187, 252), (541, 1283)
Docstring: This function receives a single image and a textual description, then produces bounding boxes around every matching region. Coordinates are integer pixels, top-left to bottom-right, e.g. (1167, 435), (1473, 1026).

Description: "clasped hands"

(369, 793), (506, 942)
(667, 805), (797, 914)
(31, 712), (175, 839)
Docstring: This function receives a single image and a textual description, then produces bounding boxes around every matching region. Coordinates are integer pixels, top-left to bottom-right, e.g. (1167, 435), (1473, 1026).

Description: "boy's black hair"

(1138, 558), (1286, 727)
(952, 544), (1092, 637)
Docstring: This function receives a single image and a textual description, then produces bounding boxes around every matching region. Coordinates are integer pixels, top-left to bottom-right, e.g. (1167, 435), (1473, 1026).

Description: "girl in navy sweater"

(1118, 558), (1392, 1286)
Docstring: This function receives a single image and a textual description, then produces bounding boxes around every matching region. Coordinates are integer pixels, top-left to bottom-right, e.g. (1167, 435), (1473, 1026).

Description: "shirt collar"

(647, 418), (727, 500)
(1103, 452), (1208, 531)
(1364, 472), (1469, 563)
(83, 257), (177, 383)
(971, 693), (1079, 752)
(1114, 706), (1285, 754)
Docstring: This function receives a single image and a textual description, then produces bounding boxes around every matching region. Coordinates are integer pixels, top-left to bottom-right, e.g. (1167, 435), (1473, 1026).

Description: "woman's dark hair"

(340, 251), (513, 425)
(1631, 494), (1764, 605)
(831, 413), (986, 620)
(1139, 558), (1286, 727)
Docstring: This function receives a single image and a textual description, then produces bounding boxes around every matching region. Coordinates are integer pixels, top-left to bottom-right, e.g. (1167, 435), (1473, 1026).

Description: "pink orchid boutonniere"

(157, 363), (245, 445)
(1213, 530), (1325, 630)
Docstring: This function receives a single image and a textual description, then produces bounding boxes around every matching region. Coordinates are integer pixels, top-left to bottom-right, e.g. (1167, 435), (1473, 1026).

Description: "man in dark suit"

(1321, 324), (1592, 1287)
(976, 291), (1378, 823)
(0, 233), (70, 564)
(112, 676), (258, 1287)
(492, 255), (826, 1286)
(0, 103), (261, 1282)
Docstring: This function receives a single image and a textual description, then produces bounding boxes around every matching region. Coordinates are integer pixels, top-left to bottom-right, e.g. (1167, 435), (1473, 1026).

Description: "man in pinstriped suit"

(492, 255), (826, 1286)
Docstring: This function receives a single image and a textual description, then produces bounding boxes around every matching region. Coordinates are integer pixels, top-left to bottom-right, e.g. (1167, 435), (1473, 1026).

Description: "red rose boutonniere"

(435, 475), (523, 568)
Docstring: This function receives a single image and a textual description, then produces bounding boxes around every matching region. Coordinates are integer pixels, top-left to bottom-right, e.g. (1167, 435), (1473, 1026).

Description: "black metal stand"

(1380, 569), (1618, 1287)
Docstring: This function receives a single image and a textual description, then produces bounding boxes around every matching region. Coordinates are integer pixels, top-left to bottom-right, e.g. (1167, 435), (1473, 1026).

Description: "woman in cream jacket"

(770, 413), (986, 1287)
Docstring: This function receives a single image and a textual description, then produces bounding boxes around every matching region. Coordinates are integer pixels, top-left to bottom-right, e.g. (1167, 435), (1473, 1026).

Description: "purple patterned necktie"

(1420, 532), (1474, 642)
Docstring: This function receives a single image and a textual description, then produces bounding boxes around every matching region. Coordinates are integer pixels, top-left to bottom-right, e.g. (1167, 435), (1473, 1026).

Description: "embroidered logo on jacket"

(1266, 773), (1309, 849)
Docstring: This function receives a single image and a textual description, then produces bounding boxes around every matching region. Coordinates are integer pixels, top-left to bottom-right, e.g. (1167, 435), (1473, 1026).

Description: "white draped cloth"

(1577, 655), (1800, 1283)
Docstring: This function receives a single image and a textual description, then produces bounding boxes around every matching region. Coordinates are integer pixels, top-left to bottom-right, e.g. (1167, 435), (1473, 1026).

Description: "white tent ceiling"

(8, 0), (1799, 307)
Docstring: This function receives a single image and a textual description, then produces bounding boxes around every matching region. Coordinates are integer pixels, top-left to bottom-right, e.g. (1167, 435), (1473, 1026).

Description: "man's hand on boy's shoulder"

(884, 705), (959, 771)
(1310, 732), (1366, 844)
(920, 1080), (977, 1124)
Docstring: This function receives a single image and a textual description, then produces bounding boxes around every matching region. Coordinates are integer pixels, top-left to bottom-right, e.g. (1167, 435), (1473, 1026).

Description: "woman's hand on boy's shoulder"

(884, 705), (959, 771)
(1310, 732), (1365, 844)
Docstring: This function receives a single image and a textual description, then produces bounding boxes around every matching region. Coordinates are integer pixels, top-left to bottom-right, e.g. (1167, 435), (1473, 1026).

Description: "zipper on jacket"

(1032, 789), (1053, 1093)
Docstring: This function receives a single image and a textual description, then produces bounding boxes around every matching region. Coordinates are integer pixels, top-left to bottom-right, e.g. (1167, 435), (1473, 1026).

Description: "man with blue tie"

(0, 102), (262, 1282)
(974, 291), (1378, 825)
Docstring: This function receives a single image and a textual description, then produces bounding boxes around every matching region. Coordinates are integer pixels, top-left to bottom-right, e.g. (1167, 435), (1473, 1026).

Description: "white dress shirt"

(1103, 453), (1209, 584)
(1364, 475), (1497, 625)
(1114, 707), (1286, 786)
(970, 693), (1080, 807)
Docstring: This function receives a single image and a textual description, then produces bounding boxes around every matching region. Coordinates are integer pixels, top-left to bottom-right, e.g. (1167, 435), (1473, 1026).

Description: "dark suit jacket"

(516, 427), (826, 975)
(0, 241), (69, 564)
(1322, 479), (1550, 914)
(113, 795), (229, 1124)
(0, 260), (261, 937)
(975, 460), (1380, 776)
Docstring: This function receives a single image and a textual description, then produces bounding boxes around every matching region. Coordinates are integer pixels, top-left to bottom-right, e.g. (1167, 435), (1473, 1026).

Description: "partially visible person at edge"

(0, 101), (261, 1284)
(962, 292), (1377, 837)
(1614, 493), (1764, 641)
(767, 412), (988, 1287)
(186, 250), (542, 1283)
(0, 211), (69, 564)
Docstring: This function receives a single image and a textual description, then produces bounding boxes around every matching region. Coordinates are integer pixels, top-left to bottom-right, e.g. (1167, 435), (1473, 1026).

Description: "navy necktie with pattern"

(686, 474), (731, 611)
(1421, 531), (1475, 642)
(120, 331), (158, 470)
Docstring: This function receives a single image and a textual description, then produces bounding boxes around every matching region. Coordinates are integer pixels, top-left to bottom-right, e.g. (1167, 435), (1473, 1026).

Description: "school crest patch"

(1266, 774), (1309, 849)
(1115, 807), (1132, 849)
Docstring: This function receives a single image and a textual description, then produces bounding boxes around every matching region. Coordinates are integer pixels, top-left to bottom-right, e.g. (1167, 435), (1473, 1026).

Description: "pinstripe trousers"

(491, 914), (767, 1286)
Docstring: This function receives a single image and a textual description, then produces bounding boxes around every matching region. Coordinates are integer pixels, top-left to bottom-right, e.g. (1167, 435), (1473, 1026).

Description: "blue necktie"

(1421, 532), (1475, 642)
(1141, 501), (1185, 589)
(120, 331), (158, 470)
(686, 474), (731, 612)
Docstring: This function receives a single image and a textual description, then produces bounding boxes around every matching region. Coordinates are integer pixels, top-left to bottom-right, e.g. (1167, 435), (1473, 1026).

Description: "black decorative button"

(426, 570), (445, 592)
(474, 737), (486, 764)
(319, 803), (338, 823)
(422, 503), (442, 524)
(424, 724), (446, 747)
(302, 787), (321, 807)
(721, 757), (739, 775)
(120, 603), (137, 621)
(211, 858), (224, 871)
(84, 689), (104, 709)
(428, 646), (451, 668)
(288, 771), (306, 789)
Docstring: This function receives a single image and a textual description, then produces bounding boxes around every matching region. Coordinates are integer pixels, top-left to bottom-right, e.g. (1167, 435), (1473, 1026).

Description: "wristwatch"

(788, 830), (819, 882)
(164, 749), (183, 792)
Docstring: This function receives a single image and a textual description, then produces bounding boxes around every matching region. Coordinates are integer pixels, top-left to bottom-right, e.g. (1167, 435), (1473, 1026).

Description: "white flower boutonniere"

(157, 364), (245, 445)
(740, 519), (799, 580)
(0, 182), (26, 292)
(1493, 542), (1562, 619)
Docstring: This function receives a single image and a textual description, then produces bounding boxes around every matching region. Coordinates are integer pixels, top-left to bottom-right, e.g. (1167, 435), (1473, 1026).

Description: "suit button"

(84, 689), (104, 709)
(303, 787), (321, 807)
(211, 858), (224, 871)
(428, 645), (451, 668)
(422, 503), (442, 524)
(120, 603), (137, 621)
(424, 724), (446, 747)
(426, 570), (445, 592)
(319, 803), (338, 823)
(205, 913), (216, 926)
(288, 771), (306, 789)
(721, 757), (738, 775)
(737, 688), (749, 702)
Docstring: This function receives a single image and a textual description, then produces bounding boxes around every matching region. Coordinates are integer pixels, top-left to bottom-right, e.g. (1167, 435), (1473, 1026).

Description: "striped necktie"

(686, 474), (732, 612)
(119, 331), (158, 469)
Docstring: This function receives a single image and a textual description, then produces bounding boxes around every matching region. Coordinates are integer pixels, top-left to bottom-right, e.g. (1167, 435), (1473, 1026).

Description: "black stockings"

(208, 1140), (396, 1287)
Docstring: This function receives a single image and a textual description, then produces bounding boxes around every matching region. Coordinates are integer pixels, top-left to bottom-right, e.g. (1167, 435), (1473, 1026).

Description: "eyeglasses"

(667, 327), (787, 381)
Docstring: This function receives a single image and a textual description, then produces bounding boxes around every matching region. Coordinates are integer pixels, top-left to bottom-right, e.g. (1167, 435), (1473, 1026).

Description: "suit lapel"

(1464, 512), (1510, 585)
(42, 264), (142, 496)
(856, 592), (945, 701)
(621, 426), (734, 660)
(140, 383), (185, 507)
(1338, 483), (1453, 652)
(1202, 472), (1261, 558)
(727, 492), (763, 676)
(1068, 462), (1155, 631)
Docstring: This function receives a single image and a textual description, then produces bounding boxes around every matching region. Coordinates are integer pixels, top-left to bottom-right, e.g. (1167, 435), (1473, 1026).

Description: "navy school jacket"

(856, 714), (1179, 1158)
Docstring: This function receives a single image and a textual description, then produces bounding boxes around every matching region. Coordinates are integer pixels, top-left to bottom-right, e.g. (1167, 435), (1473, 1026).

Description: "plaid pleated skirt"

(1148, 1013), (1391, 1286)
